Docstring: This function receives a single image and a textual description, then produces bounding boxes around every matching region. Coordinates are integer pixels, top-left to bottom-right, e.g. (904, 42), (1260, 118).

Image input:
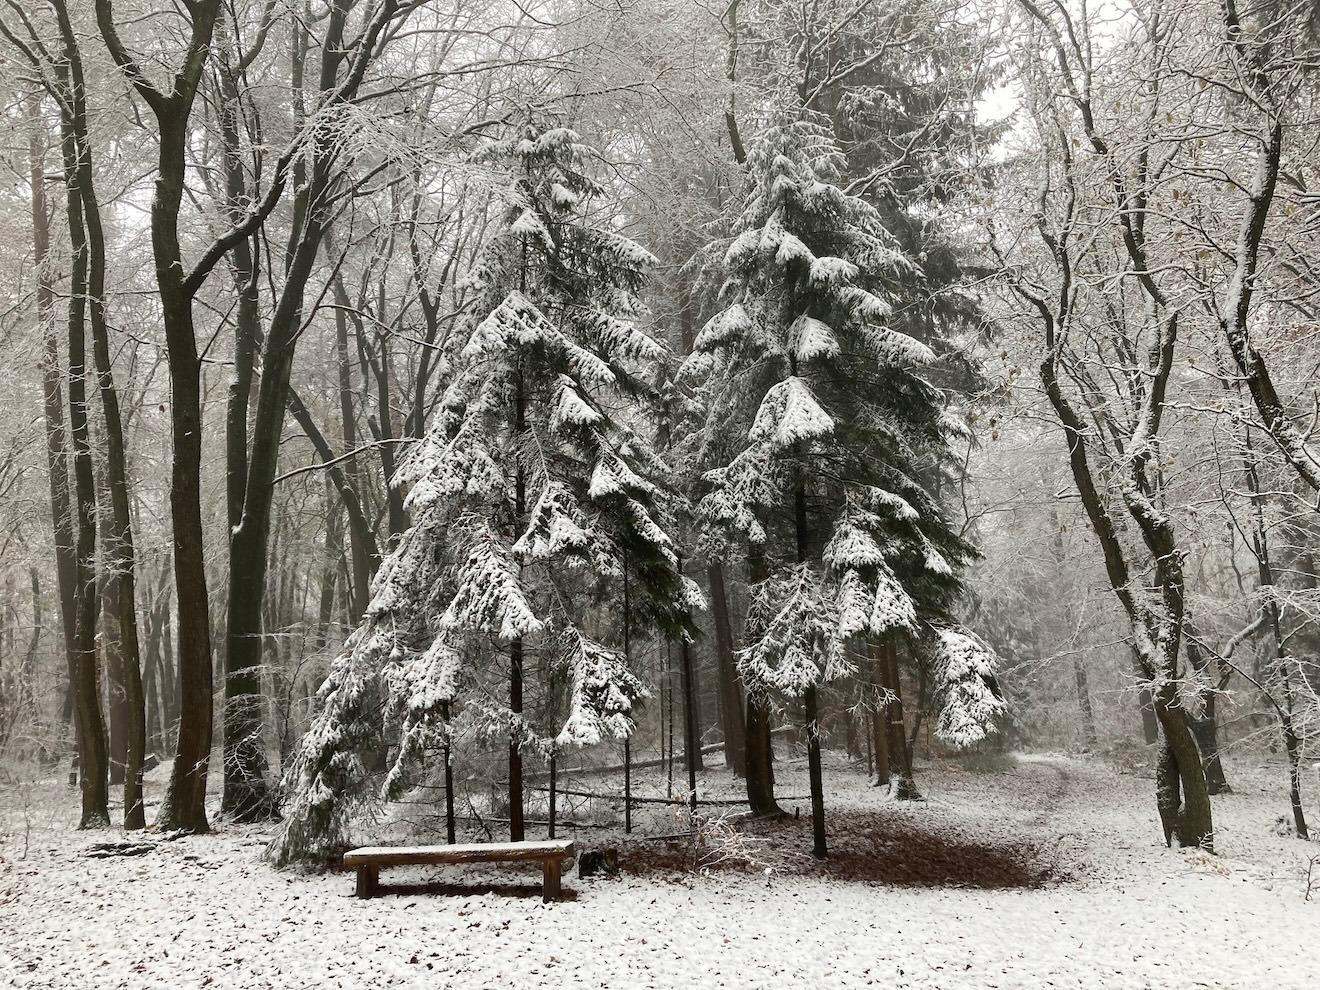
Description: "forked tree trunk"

(91, 0), (227, 832)
(1152, 685), (1214, 848)
(58, 19), (150, 824)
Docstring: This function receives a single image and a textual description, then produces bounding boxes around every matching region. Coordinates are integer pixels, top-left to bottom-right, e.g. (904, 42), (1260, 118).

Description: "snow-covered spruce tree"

(270, 124), (696, 866)
(683, 117), (1003, 858)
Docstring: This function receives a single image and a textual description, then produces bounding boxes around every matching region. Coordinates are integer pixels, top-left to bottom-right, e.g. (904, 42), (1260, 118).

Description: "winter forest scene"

(1, 0), (1319, 987)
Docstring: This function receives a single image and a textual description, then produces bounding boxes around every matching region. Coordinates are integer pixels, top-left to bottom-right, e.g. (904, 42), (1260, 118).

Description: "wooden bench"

(343, 840), (576, 902)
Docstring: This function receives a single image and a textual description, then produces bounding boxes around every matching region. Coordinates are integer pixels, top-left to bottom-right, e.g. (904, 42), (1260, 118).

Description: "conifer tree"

(271, 124), (696, 866)
(685, 116), (1002, 858)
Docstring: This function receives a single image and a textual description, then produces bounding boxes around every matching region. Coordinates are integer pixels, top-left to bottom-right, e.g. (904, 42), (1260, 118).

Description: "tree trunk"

(679, 580), (704, 775)
(1137, 685), (1159, 746)
(334, 297), (372, 621)
(707, 562), (746, 775)
(1282, 707), (1309, 840)
(509, 638), (525, 841)
(60, 97), (109, 829)
(29, 97), (79, 754)
(680, 633), (700, 813)
(1183, 624), (1228, 795)
(1152, 687), (1214, 849)
(883, 641), (919, 800)
(793, 474), (826, 855)
(103, 582), (127, 786)
(222, 2), (380, 820)
(743, 693), (780, 815)
(804, 685), (827, 859)
(1073, 658), (1098, 749)
(93, 0), (227, 835)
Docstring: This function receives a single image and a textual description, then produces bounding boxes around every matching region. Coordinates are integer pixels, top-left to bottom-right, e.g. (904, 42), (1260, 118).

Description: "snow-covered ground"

(1, 753), (1316, 989)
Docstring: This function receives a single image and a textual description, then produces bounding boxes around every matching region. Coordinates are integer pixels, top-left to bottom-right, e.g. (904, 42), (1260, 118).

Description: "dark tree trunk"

(221, 1), (397, 821)
(803, 685), (826, 859)
(680, 634), (699, 814)
(1152, 685), (1214, 848)
(707, 563), (746, 775)
(883, 641), (919, 800)
(869, 643), (890, 789)
(509, 638), (525, 841)
(678, 571), (704, 775)
(1282, 706), (1309, 840)
(59, 94), (109, 829)
(793, 475), (827, 856)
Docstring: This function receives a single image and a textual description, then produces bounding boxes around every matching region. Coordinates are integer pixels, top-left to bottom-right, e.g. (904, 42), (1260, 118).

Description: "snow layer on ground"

(1, 754), (1315, 989)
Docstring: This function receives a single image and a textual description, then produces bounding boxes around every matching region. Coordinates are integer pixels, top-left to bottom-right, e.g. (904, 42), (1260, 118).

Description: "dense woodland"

(0, 0), (1318, 877)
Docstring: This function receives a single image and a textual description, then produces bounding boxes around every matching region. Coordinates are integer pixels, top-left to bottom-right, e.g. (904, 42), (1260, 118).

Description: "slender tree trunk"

(793, 477), (827, 857)
(102, 575), (127, 786)
(30, 98), (79, 753)
(316, 483), (343, 652)
(680, 633), (700, 814)
(442, 700), (456, 844)
(509, 638), (525, 841)
(24, 570), (42, 726)
(678, 577), (704, 774)
(869, 642), (890, 788)
(66, 43), (148, 826)
(509, 356), (527, 843)
(60, 96), (109, 829)
(1282, 702), (1309, 840)
(1073, 658), (1098, 749)
(334, 298), (372, 620)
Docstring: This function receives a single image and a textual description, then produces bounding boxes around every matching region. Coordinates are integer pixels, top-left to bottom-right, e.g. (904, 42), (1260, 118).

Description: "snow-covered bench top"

(343, 840), (577, 902)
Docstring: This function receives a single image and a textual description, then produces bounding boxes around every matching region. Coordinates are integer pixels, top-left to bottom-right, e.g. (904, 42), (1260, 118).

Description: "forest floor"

(1, 750), (1317, 989)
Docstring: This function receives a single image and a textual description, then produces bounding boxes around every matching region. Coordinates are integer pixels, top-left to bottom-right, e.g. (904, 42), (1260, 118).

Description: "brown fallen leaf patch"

(620, 807), (1068, 891)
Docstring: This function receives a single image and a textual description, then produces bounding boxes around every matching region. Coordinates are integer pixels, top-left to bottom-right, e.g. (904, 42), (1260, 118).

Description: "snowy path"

(2, 755), (1315, 989)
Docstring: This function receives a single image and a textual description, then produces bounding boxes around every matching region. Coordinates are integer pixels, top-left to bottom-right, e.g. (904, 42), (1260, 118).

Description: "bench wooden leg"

(542, 857), (561, 902)
(355, 864), (379, 898)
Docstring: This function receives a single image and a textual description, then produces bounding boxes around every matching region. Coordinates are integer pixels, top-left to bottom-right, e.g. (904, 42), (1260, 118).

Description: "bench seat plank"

(343, 840), (574, 867)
